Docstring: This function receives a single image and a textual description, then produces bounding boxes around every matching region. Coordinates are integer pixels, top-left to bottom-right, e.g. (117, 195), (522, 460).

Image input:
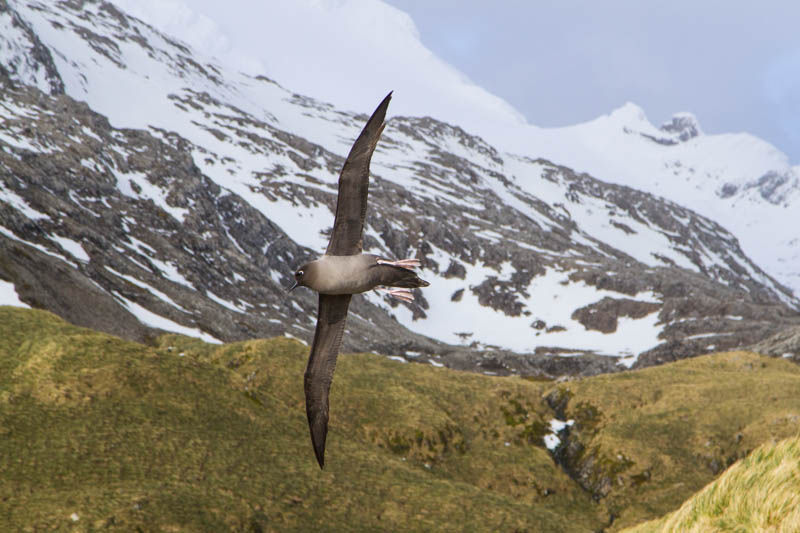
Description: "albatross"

(288, 92), (429, 468)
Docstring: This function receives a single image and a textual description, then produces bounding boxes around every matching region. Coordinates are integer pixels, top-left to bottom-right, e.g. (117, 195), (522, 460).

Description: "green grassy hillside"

(0, 307), (602, 532)
(1, 306), (798, 531)
(545, 350), (800, 530)
(622, 436), (800, 532)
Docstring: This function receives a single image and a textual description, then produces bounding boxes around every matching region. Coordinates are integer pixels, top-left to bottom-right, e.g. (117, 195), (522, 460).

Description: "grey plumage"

(326, 94), (387, 257)
(293, 254), (428, 295)
(289, 92), (429, 468)
(303, 293), (350, 469)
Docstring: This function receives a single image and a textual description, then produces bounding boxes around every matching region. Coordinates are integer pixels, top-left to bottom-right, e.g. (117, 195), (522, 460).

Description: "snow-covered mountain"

(499, 104), (800, 299)
(1, 0), (798, 376)
(103, 0), (800, 299)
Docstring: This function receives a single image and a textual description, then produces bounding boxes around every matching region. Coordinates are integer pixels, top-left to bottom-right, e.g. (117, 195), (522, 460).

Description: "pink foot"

(375, 287), (415, 303)
(377, 258), (421, 271)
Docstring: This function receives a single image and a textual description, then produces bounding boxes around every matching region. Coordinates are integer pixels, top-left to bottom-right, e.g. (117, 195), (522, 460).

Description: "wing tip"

(306, 392), (329, 469)
(373, 91), (392, 121)
(314, 443), (326, 469)
(309, 418), (328, 469)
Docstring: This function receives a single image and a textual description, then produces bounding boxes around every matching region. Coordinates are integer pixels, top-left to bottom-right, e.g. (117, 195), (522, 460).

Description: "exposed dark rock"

(444, 349), (621, 378)
(719, 183), (738, 199)
(443, 260), (466, 279)
(660, 113), (701, 142)
(748, 171), (792, 205)
(0, 237), (153, 342)
(471, 277), (525, 317)
(749, 326), (800, 362)
(572, 297), (660, 334)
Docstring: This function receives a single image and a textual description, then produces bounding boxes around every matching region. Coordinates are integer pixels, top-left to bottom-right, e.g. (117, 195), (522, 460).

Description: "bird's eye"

(295, 270), (304, 278)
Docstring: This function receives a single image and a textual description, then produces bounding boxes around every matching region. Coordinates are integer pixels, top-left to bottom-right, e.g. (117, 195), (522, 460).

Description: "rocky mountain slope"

(118, 0), (800, 300)
(500, 101), (800, 300)
(1, 0), (798, 376)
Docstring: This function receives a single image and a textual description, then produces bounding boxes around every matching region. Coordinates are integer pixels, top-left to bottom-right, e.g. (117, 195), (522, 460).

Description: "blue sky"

(385, 1), (800, 163)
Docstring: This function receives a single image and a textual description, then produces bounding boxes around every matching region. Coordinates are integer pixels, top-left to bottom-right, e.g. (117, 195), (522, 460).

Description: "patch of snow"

(113, 169), (189, 222)
(0, 184), (50, 220)
(0, 225), (74, 264)
(684, 332), (734, 340)
(284, 332), (308, 346)
(81, 126), (103, 142)
(104, 266), (189, 312)
(392, 256), (663, 356)
(127, 236), (157, 256)
(0, 279), (29, 308)
(543, 418), (574, 451)
(148, 256), (194, 288)
(115, 294), (222, 343)
(206, 290), (245, 313)
(50, 235), (90, 262)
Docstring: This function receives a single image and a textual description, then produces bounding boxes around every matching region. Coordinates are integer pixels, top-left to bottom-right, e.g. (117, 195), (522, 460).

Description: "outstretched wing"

(325, 92), (392, 256)
(304, 293), (352, 468)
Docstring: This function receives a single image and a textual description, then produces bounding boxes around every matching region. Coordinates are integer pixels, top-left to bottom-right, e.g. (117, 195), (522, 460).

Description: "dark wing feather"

(325, 92), (392, 256)
(304, 293), (351, 468)
(371, 264), (430, 288)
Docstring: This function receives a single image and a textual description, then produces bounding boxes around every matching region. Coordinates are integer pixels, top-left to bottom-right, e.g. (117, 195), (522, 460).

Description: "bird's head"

(288, 262), (313, 292)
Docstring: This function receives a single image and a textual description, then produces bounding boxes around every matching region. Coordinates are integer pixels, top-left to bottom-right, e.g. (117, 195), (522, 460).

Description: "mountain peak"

(601, 104), (703, 145)
(660, 111), (703, 141)
(608, 101), (650, 125)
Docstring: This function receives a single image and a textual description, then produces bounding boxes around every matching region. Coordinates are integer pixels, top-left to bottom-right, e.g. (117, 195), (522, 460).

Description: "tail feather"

(373, 264), (429, 288)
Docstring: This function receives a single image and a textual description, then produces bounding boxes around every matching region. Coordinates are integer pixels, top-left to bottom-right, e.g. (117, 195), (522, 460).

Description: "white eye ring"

(296, 270), (304, 277)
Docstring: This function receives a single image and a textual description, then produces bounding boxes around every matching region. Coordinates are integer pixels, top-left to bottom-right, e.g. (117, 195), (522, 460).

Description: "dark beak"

(287, 281), (299, 292)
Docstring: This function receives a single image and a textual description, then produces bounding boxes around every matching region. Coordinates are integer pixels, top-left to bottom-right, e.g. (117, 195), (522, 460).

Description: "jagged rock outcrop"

(660, 112), (702, 142)
(749, 326), (800, 362)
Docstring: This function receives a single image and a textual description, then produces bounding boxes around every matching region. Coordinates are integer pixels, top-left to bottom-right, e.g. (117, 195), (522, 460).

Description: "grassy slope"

(0, 307), (602, 532)
(622, 436), (800, 532)
(552, 351), (800, 531)
(1, 306), (799, 531)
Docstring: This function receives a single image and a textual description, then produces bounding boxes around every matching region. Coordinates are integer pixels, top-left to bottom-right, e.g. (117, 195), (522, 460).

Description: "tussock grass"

(553, 351), (800, 530)
(623, 435), (800, 532)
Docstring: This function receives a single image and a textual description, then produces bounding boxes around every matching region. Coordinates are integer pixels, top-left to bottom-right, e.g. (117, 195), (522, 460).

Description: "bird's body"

(288, 92), (429, 468)
(298, 254), (427, 295)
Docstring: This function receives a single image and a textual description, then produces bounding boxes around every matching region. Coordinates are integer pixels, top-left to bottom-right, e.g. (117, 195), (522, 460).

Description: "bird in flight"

(289, 92), (429, 468)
